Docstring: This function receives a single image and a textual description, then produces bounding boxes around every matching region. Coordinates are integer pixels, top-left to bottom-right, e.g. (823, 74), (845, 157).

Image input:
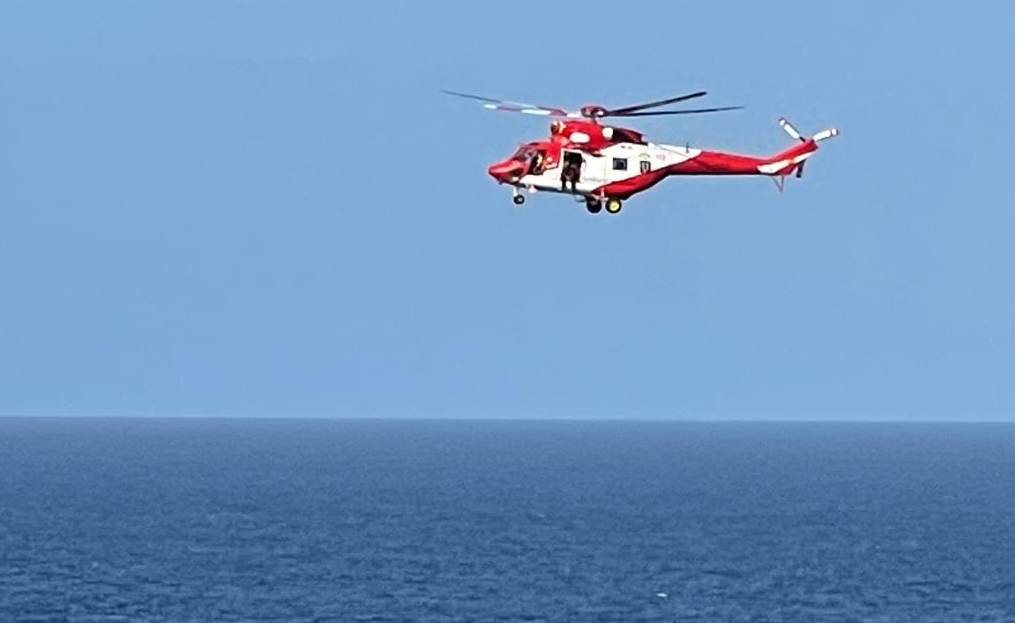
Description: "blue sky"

(1, 2), (1013, 419)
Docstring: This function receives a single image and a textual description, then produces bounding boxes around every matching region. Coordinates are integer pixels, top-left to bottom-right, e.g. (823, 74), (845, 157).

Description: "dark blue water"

(1, 419), (1013, 622)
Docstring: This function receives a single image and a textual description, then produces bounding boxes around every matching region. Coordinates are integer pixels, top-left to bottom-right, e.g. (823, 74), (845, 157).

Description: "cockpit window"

(512, 146), (535, 162)
(528, 150), (547, 175)
(510, 145), (547, 176)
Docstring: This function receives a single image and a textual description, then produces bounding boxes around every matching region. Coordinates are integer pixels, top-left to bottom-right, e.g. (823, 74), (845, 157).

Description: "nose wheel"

(605, 198), (623, 214)
(511, 186), (526, 205)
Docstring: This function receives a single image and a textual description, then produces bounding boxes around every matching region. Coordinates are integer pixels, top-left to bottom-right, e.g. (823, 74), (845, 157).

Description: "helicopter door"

(561, 150), (602, 187)
(559, 151), (582, 188)
(567, 150), (605, 186)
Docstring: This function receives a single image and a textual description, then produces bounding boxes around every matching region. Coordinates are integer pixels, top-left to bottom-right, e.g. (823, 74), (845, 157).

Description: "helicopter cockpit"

(511, 144), (548, 176)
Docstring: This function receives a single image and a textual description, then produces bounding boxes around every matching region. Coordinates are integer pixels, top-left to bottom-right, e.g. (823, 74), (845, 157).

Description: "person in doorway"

(561, 158), (579, 192)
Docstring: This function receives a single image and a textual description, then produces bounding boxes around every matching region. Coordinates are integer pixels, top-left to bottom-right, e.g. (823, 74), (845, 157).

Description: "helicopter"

(444, 90), (838, 214)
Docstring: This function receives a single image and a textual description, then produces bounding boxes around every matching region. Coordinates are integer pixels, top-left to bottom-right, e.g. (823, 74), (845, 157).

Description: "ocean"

(0, 418), (1013, 622)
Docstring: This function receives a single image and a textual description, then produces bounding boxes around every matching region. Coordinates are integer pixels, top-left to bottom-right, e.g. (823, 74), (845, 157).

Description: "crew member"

(561, 158), (579, 192)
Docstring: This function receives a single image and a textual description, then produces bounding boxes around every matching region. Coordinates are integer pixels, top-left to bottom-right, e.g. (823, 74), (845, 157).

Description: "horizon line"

(1, 414), (1014, 424)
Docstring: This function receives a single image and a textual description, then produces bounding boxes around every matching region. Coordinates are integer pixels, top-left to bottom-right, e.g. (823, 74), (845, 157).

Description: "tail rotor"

(779, 117), (805, 142)
(770, 118), (839, 190)
(812, 128), (840, 142)
(780, 117), (840, 144)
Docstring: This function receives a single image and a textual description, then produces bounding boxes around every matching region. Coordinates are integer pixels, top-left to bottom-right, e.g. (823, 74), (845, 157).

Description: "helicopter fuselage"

(487, 120), (824, 207)
(445, 88), (837, 212)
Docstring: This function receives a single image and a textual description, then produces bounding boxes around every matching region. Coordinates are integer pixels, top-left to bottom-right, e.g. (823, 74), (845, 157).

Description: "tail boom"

(589, 119), (837, 199)
(661, 141), (818, 177)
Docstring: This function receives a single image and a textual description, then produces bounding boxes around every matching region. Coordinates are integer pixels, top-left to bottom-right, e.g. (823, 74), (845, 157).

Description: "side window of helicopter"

(529, 150), (547, 175)
(612, 158), (628, 171)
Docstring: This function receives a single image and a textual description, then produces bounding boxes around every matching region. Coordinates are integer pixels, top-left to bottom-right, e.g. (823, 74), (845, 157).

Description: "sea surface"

(0, 419), (1013, 622)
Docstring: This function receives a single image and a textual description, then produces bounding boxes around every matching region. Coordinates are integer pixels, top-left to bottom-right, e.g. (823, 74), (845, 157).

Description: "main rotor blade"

(440, 89), (505, 104)
(441, 90), (568, 116)
(612, 106), (745, 117)
(607, 91), (708, 115)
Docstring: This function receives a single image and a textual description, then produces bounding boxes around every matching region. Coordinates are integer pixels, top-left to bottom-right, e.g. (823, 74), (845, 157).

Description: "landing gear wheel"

(605, 198), (623, 214)
(585, 197), (602, 214)
(512, 194), (526, 206)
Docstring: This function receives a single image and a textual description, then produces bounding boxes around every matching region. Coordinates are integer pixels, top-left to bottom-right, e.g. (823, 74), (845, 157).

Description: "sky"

(1, 2), (1013, 420)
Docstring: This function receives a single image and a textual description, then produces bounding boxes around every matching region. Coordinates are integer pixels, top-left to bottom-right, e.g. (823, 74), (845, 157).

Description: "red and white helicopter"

(444, 89), (838, 214)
